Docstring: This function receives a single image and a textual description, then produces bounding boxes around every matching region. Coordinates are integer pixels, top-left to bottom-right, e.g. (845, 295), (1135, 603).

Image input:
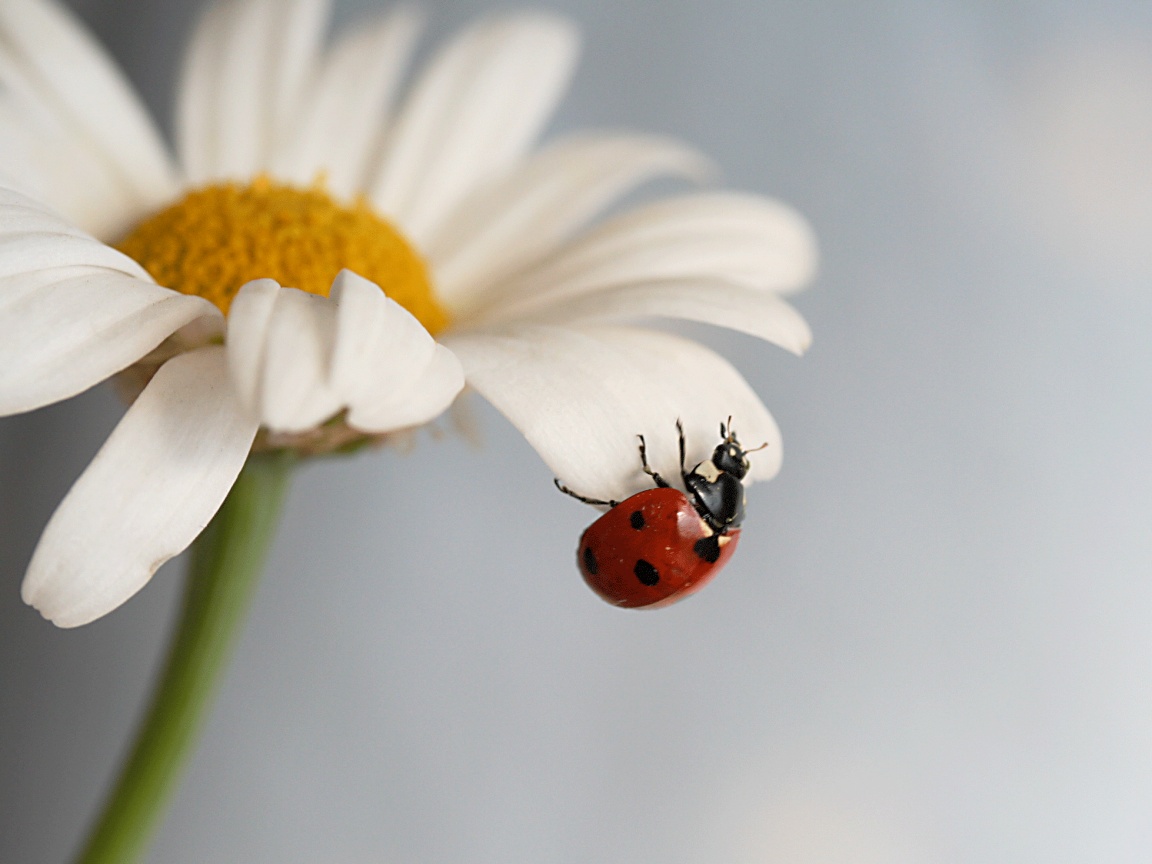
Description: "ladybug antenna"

(723, 419), (741, 446)
(745, 440), (770, 455)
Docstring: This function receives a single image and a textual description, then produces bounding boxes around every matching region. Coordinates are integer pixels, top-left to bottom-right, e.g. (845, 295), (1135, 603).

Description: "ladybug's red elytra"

(556, 419), (763, 609)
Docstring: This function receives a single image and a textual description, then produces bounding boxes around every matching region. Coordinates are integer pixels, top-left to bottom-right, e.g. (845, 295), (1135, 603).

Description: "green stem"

(76, 451), (295, 864)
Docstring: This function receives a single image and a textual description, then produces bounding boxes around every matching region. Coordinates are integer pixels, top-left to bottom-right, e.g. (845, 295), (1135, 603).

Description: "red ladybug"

(556, 419), (763, 609)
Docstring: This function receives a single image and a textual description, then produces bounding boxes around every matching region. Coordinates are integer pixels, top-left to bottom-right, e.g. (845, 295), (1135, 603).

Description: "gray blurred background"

(4, 0), (1152, 861)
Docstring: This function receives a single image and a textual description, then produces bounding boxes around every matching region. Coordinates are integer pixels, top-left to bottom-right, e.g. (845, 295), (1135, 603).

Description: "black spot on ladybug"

(693, 535), (721, 563)
(629, 510), (646, 530)
(634, 559), (659, 586)
(582, 545), (599, 575)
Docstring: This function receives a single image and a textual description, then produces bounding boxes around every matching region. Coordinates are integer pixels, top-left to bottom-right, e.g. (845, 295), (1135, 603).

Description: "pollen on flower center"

(116, 177), (448, 333)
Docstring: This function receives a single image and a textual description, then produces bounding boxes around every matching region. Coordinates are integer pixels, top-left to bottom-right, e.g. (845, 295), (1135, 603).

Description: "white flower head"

(0, 0), (816, 626)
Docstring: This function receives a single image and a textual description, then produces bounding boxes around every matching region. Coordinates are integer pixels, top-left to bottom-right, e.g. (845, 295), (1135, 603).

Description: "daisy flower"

(1, 0), (815, 628)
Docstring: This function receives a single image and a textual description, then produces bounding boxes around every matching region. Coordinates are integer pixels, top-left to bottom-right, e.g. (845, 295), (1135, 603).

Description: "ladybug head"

(713, 418), (767, 480)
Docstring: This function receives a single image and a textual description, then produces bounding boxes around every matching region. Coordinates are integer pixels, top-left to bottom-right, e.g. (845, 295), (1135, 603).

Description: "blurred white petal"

(0, 0), (178, 237)
(266, 0), (331, 150)
(480, 278), (812, 356)
(270, 7), (422, 197)
(486, 193), (818, 316)
(174, 0), (227, 181)
(22, 346), (258, 628)
(177, 0), (332, 182)
(427, 132), (713, 309)
(370, 12), (579, 243)
(210, 0), (272, 176)
(445, 324), (782, 503)
(0, 84), (133, 240)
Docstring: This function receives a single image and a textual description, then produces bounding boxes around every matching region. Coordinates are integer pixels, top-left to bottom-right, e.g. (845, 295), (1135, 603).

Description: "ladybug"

(556, 419), (764, 609)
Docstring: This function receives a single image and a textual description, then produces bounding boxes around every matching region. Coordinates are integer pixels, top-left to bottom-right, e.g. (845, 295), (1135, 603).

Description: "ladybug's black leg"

(676, 419), (687, 478)
(637, 435), (671, 489)
(554, 479), (619, 508)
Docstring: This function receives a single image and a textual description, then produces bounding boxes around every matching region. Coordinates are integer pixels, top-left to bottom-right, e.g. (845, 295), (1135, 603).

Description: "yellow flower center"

(116, 177), (448, 333)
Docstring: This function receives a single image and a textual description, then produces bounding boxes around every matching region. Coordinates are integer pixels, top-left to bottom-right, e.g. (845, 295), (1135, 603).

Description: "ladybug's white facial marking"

(693, 459), (723, 483)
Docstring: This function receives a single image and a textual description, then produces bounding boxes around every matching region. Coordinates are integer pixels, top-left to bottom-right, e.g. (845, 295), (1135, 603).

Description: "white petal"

(269, 7), (422, 197)
(209, 0), (267, 177)
(266, 0), (332, 150)
(22, 346), (259, 628)
(175, 0), (228, 182)
(445, 325), (782, 504)
(0, 82), (132, 239)
(477, 278), (812, 356)
(482, 193), (819, 317)
(251, 290), (342, 432)
(177, 0), (333, 182)
(350, 343), (462, 431)
(229, 273), (463, 434)
(426, 132), (713, 310)
(328, 270), (463, 431)
(0, 185), (155, 279)
(0, 0), (179, 236)
(0, 190), (219, 415)
(226, 280), (342, 432)
(0, 184), (102, 238)
(210, 0), (272, 176)
(0, 265), (219, 416)
(369, 13), (579, 244)
(223, 277), (280, 417)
